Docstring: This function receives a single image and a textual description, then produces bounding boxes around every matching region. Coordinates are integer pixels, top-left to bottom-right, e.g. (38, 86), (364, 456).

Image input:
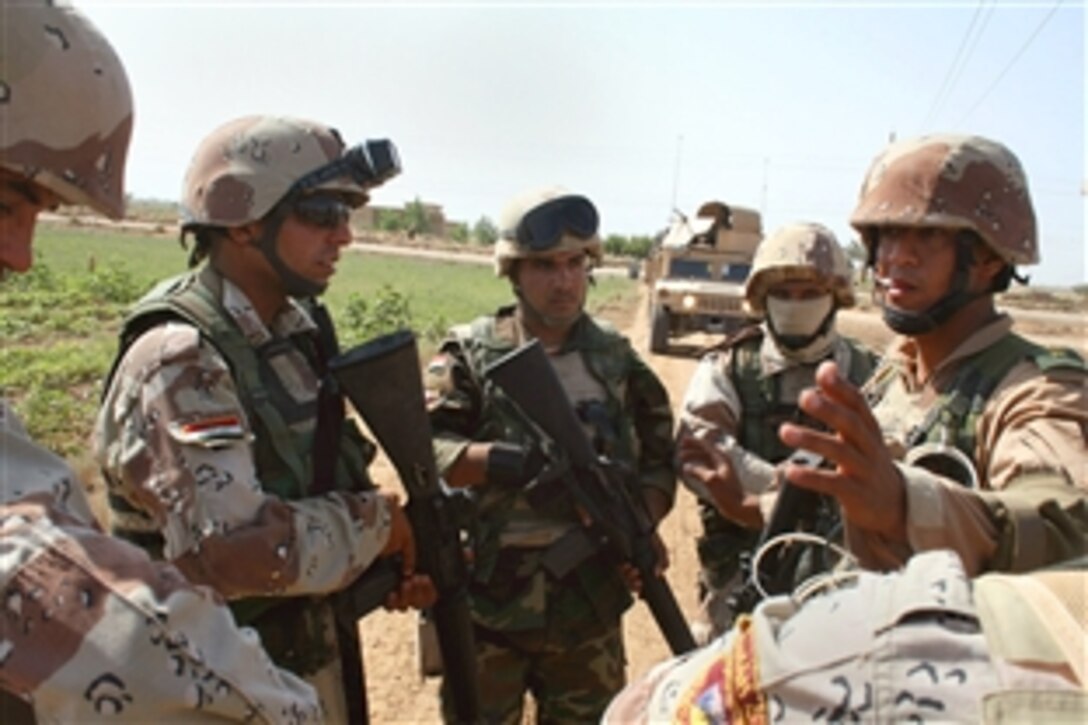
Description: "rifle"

(728, 449), (838, 616)
(484, 340), (696, 656)
(730, 421), (980, 616)
(329, 329), (481, 724)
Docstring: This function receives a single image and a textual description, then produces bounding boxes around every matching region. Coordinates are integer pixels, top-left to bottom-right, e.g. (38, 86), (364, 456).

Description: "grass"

(4, 224), (638, 459)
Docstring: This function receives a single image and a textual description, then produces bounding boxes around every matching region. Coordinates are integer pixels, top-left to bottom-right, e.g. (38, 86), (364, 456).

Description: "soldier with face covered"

(779, 134), (1087, 576)
(604, 135), (1087, 725)
(676, 222), (878, 642)
(94, 116), (433, 721)
(424, 187), (677, 723)
(1, 2), (322, 721)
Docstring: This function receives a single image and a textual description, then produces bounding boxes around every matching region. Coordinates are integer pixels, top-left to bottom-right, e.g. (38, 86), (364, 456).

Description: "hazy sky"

(80, 0), (1085, 286)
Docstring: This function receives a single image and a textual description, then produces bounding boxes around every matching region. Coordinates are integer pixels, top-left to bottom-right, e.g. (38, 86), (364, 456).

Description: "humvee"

(644, 201), (762, 354)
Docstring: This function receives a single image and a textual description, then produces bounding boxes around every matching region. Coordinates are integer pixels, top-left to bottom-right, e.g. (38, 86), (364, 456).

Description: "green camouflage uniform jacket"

(425, 306), (675, 643)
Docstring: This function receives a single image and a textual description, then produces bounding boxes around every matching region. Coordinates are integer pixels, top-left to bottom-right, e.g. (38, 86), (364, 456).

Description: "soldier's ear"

(970, 243), (1006, 292)
(224, 222), (263, 247)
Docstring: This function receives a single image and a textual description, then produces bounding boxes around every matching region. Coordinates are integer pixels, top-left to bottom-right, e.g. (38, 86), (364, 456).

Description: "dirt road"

(358, 290), (1083, 722)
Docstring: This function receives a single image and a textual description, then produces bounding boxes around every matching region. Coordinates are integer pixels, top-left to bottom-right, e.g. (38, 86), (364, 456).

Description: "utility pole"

(760, 156), (769, 219)
(670, 134), (684, 218)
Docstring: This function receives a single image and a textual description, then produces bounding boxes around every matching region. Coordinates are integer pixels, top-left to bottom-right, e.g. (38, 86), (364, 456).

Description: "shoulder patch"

(168, 414), (248, 448)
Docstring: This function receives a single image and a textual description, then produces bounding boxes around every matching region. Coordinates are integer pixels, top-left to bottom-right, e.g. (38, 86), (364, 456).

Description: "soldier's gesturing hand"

(379, 494), (438, 610)
(778, 361), (908, 545)
(679, 435), (763, 530)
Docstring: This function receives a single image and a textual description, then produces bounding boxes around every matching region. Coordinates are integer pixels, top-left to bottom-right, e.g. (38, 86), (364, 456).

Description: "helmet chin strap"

(256, 204), (328, 299)
(878, 237), (979, 335)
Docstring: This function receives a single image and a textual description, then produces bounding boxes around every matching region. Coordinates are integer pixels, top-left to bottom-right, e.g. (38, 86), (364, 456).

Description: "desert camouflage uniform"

(2, 2), (320, 720)
(678, 222), (875, 640)
(1, 400), (322, 723)
(94, 266), (391, 720)
(425, 306), (675, 723)
(679, 326), (876, 637)
(604, 549), (1086, 724)
(847, 134), (1088, 577)
(853, 317), (1088, 575)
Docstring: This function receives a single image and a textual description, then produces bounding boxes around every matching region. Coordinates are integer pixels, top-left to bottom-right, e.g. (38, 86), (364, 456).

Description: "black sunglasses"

(291, 139), (402, 196)
(292, 194), (353, 229)
(513, 195), (599, 251)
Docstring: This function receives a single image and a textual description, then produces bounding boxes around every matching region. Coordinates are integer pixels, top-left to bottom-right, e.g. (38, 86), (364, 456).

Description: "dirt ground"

(358, 290), (1085, 723)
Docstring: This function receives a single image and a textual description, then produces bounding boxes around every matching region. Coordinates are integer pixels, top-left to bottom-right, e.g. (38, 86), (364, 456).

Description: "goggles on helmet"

(512, 195), (599, 251)
(290, 138), (402, 196)
(292, 193), (354, 229)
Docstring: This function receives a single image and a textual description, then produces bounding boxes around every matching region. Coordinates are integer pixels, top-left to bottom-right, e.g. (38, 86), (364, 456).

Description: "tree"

(472, 215), (498, 246)
(404, 197), (431, 236)
(449, 222), (469, 244)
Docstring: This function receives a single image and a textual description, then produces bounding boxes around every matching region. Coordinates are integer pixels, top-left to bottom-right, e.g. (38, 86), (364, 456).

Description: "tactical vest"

(104, 265), (375, 673)
(730, 327), (877, 463)
(869, 331), (1086, 480)
(697, 328), (877, 593)
(452, 310), (641, 636)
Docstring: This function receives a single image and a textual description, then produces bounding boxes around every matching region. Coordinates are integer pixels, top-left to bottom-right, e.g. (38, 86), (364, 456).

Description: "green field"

(3, 224), (638, 460)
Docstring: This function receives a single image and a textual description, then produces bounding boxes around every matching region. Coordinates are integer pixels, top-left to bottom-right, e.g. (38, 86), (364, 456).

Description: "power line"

(921, 0), (989, 130)
(957, 0), (1064, 125)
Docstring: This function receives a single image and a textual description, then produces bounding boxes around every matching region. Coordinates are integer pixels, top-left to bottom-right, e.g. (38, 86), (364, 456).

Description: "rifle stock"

(330, 329), (480, 723)
(484, 341), (696, 656)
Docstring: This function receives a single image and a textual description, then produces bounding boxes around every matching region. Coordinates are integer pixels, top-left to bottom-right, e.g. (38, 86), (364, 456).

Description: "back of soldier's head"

(0, 0), (133, 220)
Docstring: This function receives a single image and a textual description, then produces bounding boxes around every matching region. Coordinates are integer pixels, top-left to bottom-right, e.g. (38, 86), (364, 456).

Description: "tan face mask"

(766, 293), (833, 338)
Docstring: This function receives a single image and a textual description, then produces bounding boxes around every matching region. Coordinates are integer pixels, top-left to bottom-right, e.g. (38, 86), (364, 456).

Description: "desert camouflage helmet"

(0, 0), (133, 219)
(744, 222), (855, 315)
(850, 134), (1037, 265)
(180, 115), (380, 228)
(494, 186), (603, 277)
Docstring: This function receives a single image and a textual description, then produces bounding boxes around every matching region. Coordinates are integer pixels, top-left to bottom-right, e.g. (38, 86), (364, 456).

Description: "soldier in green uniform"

(676, 222), (877, 642)
(424, 186), (677, 723)
(95, 115), (433, 721)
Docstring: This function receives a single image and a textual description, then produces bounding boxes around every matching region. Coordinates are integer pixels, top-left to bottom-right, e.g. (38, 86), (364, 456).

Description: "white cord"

(747, 532), (857, 604)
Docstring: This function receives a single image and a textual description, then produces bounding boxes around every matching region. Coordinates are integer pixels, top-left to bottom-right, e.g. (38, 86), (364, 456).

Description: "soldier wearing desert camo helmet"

(604, 134), (1088, 725)
(1, 1), (325, 721)
(424, 186), (676, 722)
(676, 222), (877, 641)
(775, 133), (1087, 578)
(95, 114), (434, 721)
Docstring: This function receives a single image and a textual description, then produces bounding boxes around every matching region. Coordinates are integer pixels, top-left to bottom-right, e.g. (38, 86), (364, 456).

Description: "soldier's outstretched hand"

(679, 434), (763, 530)
(379, 494), (438, 610)
(778, 361), (907, 545)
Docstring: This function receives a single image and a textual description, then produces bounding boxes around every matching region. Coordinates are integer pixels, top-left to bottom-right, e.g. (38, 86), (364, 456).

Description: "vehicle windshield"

(721, 263), (751, 282)
(668, 259), (713, 279)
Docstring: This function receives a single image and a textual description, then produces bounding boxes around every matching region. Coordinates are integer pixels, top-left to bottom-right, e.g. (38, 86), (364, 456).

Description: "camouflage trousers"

(442, 622), (626, 724)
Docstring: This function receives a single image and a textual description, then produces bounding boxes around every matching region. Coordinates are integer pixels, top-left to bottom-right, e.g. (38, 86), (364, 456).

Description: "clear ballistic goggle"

(509, 195), (599, 251)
